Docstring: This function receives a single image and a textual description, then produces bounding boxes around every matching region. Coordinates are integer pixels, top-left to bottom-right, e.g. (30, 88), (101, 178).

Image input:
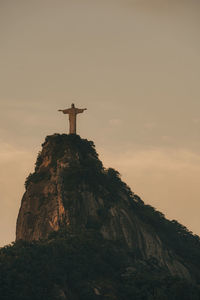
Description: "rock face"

(16, 134), (199, 281)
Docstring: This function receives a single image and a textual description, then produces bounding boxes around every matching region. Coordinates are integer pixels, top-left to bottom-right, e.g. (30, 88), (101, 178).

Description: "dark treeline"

(0, 229), (200, 300)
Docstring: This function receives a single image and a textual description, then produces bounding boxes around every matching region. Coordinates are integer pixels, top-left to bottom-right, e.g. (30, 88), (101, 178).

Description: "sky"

(0, 0), (200, 246)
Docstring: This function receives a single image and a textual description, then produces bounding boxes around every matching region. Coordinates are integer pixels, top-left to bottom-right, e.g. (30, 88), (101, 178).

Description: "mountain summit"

(1, 133), (199, 299)
(16, 134), (200, 283)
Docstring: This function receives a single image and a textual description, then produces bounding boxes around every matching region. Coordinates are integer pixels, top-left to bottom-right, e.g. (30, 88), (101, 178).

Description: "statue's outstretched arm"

(76, 108), (87, 114)
(58, 109), (71, 114)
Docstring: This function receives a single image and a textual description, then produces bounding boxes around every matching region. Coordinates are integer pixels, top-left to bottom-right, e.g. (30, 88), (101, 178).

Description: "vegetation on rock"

(12, 134), (200, 299)
(1, 229), (200, 300)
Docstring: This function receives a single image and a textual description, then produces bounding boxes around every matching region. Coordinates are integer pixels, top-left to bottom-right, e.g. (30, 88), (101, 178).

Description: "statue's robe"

(62, 108), (85, 134)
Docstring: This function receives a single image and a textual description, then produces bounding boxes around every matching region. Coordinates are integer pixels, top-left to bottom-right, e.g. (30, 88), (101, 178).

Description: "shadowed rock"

(16, 134), (200, 281)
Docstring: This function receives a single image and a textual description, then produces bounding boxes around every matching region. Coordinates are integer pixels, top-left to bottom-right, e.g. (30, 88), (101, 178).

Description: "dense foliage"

(0, 229), (200, 300)
(25, 134), (132, 203)
(130, 196), (200, 279)
(18, 134), (200, 299)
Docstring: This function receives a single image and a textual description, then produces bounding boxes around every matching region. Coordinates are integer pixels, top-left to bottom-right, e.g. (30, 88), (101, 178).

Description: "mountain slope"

(15, 134), (200, 284)
(1, 229), (200, 300)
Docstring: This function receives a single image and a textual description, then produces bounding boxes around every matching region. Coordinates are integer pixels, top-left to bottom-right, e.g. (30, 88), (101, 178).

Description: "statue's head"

(71, 103), (75, 108)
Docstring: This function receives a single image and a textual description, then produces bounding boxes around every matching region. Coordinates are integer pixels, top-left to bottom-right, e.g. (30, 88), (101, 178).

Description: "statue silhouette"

(58, 103), (87, 134)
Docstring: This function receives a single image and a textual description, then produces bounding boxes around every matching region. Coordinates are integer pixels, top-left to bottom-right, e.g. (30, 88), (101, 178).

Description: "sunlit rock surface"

(16, 134), (199, 281)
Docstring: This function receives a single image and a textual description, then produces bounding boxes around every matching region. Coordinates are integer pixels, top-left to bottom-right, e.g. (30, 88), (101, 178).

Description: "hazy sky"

(0, 0), (200, 246)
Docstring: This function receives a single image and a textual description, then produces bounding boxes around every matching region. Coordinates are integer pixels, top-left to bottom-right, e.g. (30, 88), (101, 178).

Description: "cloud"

(101, 147), (200, 172)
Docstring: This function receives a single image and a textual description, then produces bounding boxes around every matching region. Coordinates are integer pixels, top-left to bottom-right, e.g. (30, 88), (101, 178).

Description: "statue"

(58, 103), (87, 134)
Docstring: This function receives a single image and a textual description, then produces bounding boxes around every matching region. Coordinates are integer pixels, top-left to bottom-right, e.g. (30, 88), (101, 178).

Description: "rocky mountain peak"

(16, 134), (200, 282)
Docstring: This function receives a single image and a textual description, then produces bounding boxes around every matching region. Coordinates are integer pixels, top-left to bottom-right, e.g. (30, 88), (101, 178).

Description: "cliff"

(15, 134), (200, 285)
